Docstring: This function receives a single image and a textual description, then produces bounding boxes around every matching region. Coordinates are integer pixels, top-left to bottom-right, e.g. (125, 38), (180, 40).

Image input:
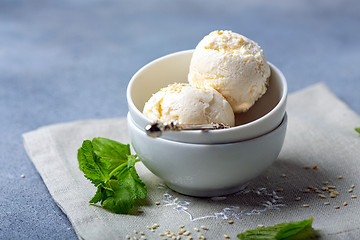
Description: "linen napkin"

(23, 83), (360, 240)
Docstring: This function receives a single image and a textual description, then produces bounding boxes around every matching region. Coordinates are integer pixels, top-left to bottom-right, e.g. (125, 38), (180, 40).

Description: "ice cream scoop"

(188, 30), (271, 113)
(143, 83), (235, 126)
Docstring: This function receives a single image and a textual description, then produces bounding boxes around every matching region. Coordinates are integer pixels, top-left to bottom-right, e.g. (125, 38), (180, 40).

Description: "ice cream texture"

(188, 30), (271, 113)
(143, 83), (235, 126)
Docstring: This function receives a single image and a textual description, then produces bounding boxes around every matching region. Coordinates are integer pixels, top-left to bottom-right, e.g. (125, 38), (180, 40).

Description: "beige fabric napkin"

(23, 83), (360, 239)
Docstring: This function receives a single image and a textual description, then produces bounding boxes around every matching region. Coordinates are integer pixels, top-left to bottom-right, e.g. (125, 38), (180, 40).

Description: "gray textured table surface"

(1, 0), (359, 239)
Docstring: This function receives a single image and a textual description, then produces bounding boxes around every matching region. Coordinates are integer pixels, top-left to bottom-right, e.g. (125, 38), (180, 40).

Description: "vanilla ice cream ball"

(188, 30), (271, 113)
(143, 83), (235, 126)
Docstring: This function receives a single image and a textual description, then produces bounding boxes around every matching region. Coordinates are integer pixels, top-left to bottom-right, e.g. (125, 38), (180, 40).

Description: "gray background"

(1, 0), (359, 239)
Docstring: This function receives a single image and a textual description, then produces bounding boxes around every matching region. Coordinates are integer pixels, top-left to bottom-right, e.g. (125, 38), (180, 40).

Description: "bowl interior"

(130, 50), (282, 126)
(127, 49), (287, 144)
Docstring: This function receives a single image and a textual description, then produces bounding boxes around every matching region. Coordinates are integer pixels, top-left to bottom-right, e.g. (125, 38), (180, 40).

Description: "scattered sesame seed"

(276, 188), (284, 192)
(140, 236), (146, 240)
(304, 189), (310, 193)
(186, 237), (193, 240)
(343, 202), (348, 206)
(302, 204), (310, 208)
(334, 206), (340, 209)
(155, 202), (161, 205)
(126, 235), (131, 240)
(351, 195), (357, 199)
(315, 189), (322, 193)
(20, 174), (25, 178)
(322, 186), (328, 191)
(138, 209), (144, 213)
(348, 189), (353, 193)
(224, 234), (230, 239)
(281, 173), (286, 178)
(295, 197), (301, 201)
(337, 176), (343, 179)
(330, 193), (337, 198)
(307, 185), (314, 189)
(194, 228), (199, 232)
(328, 186), (336, 189)
(324, 202), (330, 205)
(323, 181), (329, 185)
(333, 191), (340, 195)
(305, 165), (311, 169)
(134, 230), (138, 234)
(180, 225), (185, 228)
(159, 233), (165, 236)
(351, 185), (355, 189)
(140, 232), (144, 235)
(150, 229), (155, 232)
(183, 231), (191, 236)
(328, 190), (334, 193)
(201, 226), (208, 230)
(228, 220), (234, 224)
(257, 224), (264, 228)
(312, 165), (318, 170)
(178, 230), (185, 235)
(146, 226), (151, 230)
(318, 194), (327, 199)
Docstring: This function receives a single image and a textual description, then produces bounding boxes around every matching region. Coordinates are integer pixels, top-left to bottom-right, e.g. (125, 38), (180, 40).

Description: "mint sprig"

(237, 217), (315, 240)
(78, 137), (146, 214)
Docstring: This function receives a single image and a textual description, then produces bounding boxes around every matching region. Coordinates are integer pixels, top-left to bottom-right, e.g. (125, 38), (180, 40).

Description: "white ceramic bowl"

(128, 112), (287, 197)
(127, 49), (287, 144)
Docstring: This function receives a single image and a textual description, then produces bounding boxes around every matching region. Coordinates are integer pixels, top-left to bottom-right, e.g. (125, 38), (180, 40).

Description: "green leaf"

(355, 127), (360, 134)
(78, 138), (147, 214)
(110, 155), (147, 199)
(237, 217), (314, 240)
(101, 180), (135, 214)
(78, 140), (110, 186)
(89, 186), (106, 204)
(92, 137), (130, 172)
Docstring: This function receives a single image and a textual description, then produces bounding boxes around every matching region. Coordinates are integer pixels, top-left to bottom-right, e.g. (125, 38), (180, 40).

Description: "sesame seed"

(138, 209), (144, 213)
(178, 230), (185, 235)
(186, 237), (193, 240)
(201, 226), (208, 230)
(276, 188), (283, 192)
(312, 165), (318, 170)
(224, 234), (230, 239)
(295, 197), (301, 201)
(328, 190), (334, 193)
(281, 174), (286, 178)
(20, 174), (25, 178)
(337, 176), (343, 179)
(343, 202), (348, 206)
(194, 228), (199, 232)
(180, 225), (185, 228)
(351, 185), (355, 189)
(333, 191), (340, 195)
(318, 194), (327, 199)
(315, 189), (322, 193)
(140, 236), (146, 240)
(126, 235), (131, 240)
(183, 231), (191, 236)
(307, 185), (314, 189)
(257, 224), (264, 228)
(302, 204), (310, 208)
(155, 202), (161, 205)
(323, 181), (329, 185)
(146, 226), (151, 230)
(324, 202), (330, 205)
(134, 230), (138, 234)
(330, 193), (337, 198)
(305, 165), (311, 169)
(334, 206), (340, 209)
(159, 234), (165, 236)
(304, 189), (310, 193)
(328, 185), (336, 189)
(140, 232), (144, 235)
(322, 186), (328, 191)
(348, 189), (354, 193)
(351, 195), (357, 199)
(228, 220), (234, 224)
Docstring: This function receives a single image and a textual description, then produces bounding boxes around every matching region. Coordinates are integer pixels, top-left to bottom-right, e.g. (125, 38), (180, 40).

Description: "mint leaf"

(101, 180), (135, 214)
(92, 137), (130, 172)
(237, 217), (315, 240)
(78, 138), (147, 214)
(355, 127), (360, 134)
(78, 140), (110, 186)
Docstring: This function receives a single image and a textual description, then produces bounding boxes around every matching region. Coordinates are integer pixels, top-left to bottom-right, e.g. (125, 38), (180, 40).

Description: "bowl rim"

(128, 112), (287, 146)
(126, 49), (287, 136)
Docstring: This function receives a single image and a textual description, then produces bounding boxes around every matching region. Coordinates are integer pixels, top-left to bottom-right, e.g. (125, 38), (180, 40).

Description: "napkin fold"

(23, 83), (360, 240)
